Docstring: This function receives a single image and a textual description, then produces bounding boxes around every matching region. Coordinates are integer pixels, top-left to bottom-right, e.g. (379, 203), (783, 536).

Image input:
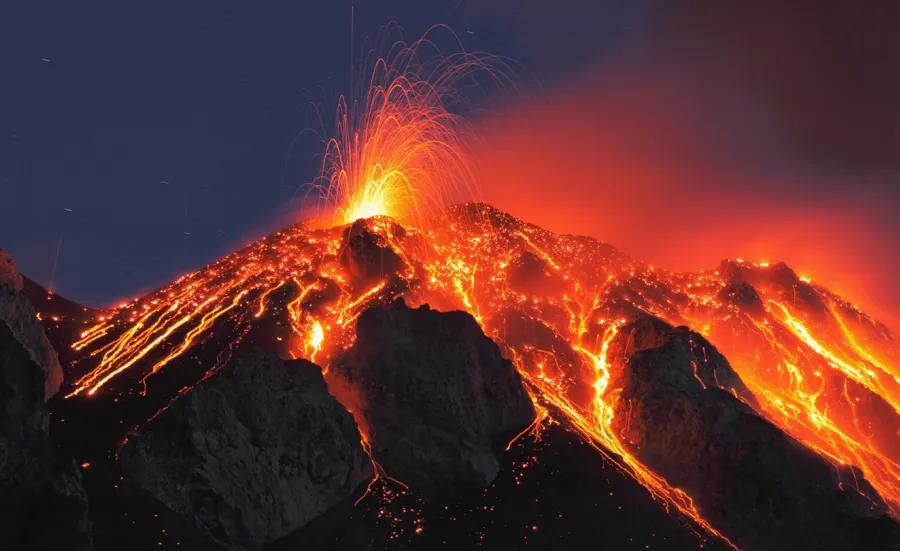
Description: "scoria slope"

(23, 202), (900, 550)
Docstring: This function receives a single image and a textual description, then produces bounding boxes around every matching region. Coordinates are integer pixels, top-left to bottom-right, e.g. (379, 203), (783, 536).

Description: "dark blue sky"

(2, 1), (898, 310)
(0, 0), (642, 305)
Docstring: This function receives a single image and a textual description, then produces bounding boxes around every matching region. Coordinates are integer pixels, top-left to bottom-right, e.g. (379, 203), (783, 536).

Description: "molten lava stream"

(416, 210), (900, 541)
(681, 289), (900, 516)
(412, 214), (741, 548)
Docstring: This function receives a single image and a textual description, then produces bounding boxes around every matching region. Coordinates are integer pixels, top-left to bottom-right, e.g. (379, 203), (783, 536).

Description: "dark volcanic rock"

(118, 349), (373, 550)
(330, 300), (536, 496)
(338, 220), (407, 286)
(719, 259), (828, 319)
(717, 280), (765, 314)
(608, 314), (900, 551)
(0, 281), (63, 400)
(0, 319), (93, 550)
(608, 315), (758, 408)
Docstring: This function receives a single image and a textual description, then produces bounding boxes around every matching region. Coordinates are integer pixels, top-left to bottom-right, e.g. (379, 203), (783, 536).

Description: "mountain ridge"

(12, 201), (900, 550)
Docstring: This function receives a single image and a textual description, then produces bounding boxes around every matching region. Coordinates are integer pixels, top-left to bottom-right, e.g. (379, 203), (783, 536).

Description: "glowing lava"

(307, 25), (515, 229)
(59, 204), (900, 548)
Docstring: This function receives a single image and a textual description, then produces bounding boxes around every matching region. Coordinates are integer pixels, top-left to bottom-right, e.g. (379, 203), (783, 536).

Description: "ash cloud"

(464, 0), (900, 328)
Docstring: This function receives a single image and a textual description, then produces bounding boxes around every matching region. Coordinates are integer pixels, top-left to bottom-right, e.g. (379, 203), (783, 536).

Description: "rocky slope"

(330, 299), (536, 496)
(608, 315), (900, 551)
(0, 263), (63, 400)
(9, 204), (900, 551)
(0, 265), (92, 550)
(118, 349), (373, 550)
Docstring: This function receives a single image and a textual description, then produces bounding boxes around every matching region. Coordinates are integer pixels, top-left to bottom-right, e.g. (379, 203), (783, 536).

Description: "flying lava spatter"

(306, 24), (516, 230)
(53, 27), (900, 550)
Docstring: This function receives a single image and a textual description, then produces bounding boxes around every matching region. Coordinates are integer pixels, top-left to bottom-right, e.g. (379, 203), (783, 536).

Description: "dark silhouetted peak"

(0, 280), (63, 400)
(718, 259), (828, 318)
(0, 320), (93, 550)
(338, 221), (407, 286)
(607, 315), (898, 551)
(330, 302), (535, 497)
(118, 349), (373, 550)
(610, 314), (755, 404)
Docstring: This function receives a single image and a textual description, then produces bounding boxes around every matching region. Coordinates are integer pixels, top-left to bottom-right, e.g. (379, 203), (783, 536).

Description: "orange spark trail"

(142, 290), (249, 384)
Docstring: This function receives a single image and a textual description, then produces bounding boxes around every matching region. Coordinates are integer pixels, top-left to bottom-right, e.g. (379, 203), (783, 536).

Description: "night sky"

(2, 1), (899, 323)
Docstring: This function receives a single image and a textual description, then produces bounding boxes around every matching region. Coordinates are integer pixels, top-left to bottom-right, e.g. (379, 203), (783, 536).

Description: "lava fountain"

(306, 25), (517, 229)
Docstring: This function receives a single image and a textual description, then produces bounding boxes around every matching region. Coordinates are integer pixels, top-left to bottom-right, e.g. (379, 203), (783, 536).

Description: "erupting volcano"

(6, 26), (900, 551)
(44, 202), (900, 548)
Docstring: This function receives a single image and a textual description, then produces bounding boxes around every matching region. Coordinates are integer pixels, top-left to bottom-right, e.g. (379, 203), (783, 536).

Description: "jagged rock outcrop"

(607, 314), (900, 551)
(0, 249), (23, 290)
(330, 300), (536, 496)
(0, 319), (93, 550)
(338, 220), (407, 286)
(118, 349), (373, 550)
(507, 251), (567, 297)
(717, 280), (765, 314)
(608, 315), (758, 407)
(719, 259), (828, 319)
(0, 252), (63, 400)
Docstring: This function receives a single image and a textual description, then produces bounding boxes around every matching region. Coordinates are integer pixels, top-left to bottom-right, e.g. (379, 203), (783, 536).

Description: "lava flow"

(52, 27), (900, 551)
(57, 204), (900, 545)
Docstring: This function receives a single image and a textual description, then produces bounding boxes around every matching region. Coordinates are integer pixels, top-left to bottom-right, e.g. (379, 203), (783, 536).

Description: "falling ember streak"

(505, 389), (549, 451)
(255, 280), (285, 318)
(142, 290), (249, 386)
(336, 281), (387, 326)
(48, 236), (62, 294)
(768, 300), (900, 414)
(79, 312), (194, 397)
(72, 323), (113, 351)
(517, 231), (561, 271)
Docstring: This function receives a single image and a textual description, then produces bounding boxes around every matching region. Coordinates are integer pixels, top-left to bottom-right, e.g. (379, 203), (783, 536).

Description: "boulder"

(118, 349), (372, 550)
(337, 220), (407, 286)
(0, 281), (63, 400)
(330, 300), (536, 496)
(608, 314), (900, 551)
(0, 319), (93, 550)
(608, 315), (758, 408)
